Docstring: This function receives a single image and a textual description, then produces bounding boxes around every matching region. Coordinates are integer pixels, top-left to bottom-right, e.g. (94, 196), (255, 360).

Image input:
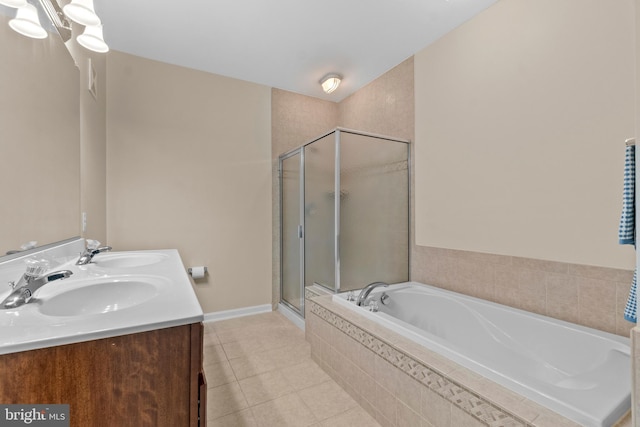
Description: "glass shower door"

(304, 134), (336, 292)
(339, 132), (409, 291)
(280, 151), (304, 313)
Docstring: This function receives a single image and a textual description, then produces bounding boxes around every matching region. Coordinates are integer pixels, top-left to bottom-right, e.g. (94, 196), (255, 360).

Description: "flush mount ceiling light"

(320, 73), (342, 94)
(63, 0), (100, 26)
(0, 0), (27, 7)
(77, 24), (109, 53)
(9, 4), (47, 39)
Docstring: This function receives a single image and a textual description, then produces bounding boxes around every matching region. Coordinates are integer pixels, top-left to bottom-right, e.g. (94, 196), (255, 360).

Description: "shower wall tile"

(546, 274), (580, 324)
(339, 57), (415, 142)
(271, 89), (339, 158)
(517, 269), (547, 315)
(617, 281), (635, 337)
(412, 245), (635, 337)
(579, 278), (617, 333)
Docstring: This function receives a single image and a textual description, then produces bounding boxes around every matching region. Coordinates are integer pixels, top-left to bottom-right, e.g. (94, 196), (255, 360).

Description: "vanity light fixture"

(77, 24), (108, 53)
(0, 0), (27, 7)
(64, 0), (109, 53)
(320, 73), (342, 94)
(8, 4), (47, 39)
(62, 0), (100, 26)
(2, 0), (109, 52)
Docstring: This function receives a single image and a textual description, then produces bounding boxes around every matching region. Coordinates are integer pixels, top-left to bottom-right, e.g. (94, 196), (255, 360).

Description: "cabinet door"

(0, 325), (197, 427)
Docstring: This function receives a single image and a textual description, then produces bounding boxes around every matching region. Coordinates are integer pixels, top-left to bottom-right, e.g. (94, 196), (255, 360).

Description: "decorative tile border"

(308, 299), (535, 427)
(305, 287), (323, 299)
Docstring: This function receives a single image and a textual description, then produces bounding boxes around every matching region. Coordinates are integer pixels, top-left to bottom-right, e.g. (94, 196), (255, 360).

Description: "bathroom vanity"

(0, 323), (205, 426)
(0, 241), (206, 426)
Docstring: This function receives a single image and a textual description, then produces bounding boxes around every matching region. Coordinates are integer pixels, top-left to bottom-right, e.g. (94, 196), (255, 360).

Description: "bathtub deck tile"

(421, 387), (452, 427)
(387, 333), (459, 376)
(395, 367), (423, 414)
(396, 400), (423, 427)
(451, 405), (488, 427)
(529, 410), (582, 427)
(472, 379), (541, 423)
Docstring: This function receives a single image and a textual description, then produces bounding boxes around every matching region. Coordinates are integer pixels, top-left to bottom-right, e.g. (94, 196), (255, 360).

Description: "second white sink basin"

(38, 279), (161, 317)
(92, 252), (168, 269)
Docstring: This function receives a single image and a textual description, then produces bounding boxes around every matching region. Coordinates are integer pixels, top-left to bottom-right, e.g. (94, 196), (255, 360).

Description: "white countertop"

(0, 249), (204, 355)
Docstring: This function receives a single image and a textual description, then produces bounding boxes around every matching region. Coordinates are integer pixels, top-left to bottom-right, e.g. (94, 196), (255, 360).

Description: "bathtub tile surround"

(203, 311), (381, 426)
(412, 245), (635, 337)
(306, 294), (632, 427)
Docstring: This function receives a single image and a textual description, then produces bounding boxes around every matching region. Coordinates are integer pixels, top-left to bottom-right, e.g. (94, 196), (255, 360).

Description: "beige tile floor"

(203, 311), (381, 427)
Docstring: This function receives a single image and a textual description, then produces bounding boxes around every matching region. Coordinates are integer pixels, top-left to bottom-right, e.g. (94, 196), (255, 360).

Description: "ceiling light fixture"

(77, 24), (109, 53)
(320, 73), (342, 94)
(63, 0), (100, 26)
(9, 4), (47, 39)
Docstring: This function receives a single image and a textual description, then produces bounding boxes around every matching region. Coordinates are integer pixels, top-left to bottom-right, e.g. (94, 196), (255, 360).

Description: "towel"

(624, 271), (637, 323)
(619, 144), (635, 244)
(620, 144), (637, 322)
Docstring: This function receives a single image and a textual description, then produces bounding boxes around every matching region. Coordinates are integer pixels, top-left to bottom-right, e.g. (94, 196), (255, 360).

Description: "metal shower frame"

(278, 127), (411, 316)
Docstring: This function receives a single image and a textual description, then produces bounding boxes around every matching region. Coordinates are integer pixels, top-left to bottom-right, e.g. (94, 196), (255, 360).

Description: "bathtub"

(332, 282), (630, 427)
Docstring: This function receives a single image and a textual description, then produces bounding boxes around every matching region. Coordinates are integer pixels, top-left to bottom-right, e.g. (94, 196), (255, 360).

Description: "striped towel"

(624, 270), (637, 323)
(620, 144), (637, 323)
(619, 144), (635, 244)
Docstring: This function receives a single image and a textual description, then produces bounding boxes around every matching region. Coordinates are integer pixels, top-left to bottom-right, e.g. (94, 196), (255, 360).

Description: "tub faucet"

(76, 242), (112, 265)
(1, 270), (73, 309)
(356, 282), (389, 306)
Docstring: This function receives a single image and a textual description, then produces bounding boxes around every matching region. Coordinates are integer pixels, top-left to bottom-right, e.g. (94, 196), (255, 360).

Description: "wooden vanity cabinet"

(0, 323), (206, 427)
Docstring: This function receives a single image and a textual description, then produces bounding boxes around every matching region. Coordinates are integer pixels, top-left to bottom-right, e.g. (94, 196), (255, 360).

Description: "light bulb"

(320, 74), (342, 94)
(9, 4), (47, 39)
(63, 0), (101, 26)
(0, 0), (27, 7)
(77, 24), (109, 53)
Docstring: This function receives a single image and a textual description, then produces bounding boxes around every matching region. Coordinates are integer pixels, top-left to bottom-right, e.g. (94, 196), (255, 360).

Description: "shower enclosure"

(279, 128), (410, 316)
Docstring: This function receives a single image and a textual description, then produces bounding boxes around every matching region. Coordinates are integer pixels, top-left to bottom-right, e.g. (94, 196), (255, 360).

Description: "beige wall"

(106, 51), (272, 313)
(415, 0), (635, 270)
(79, 52), (107, 243)
(0, 15), (80, 254)
(65, 21), (108, 244)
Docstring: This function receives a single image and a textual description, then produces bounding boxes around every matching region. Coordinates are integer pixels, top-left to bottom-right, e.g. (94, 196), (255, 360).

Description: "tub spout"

(356, 281), (389, 306)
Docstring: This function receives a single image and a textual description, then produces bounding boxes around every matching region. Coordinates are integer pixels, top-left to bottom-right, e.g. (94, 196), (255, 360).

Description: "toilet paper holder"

(188, 266), (208, 279)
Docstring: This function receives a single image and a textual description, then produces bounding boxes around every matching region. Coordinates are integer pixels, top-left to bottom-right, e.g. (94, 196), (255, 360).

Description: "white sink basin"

(92, 252), (168, 269)
(38, 279), (160, 317)
(0, 249), (204, 356)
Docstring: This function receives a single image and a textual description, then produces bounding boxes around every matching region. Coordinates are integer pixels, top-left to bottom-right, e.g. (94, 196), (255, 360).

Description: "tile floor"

(203, 311), (381, 427)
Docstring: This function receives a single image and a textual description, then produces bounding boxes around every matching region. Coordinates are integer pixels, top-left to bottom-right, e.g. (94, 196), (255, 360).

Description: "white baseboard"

(203, 304), (272, 323)
(277, 303), (305, 331)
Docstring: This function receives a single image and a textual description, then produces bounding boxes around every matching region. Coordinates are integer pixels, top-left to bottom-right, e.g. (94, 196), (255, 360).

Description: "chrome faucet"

(1, 269), (73, 309)
(76, 244), (112, 265)
(356, 281), (389, 306)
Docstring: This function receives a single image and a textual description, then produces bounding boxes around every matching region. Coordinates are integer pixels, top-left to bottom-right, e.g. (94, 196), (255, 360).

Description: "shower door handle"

(298, 225), (303, 239)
